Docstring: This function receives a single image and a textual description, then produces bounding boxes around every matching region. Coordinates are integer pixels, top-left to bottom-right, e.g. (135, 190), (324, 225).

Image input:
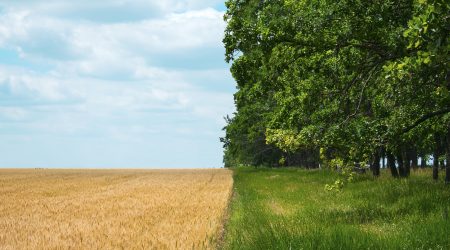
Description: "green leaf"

(414, 40), (421, 48)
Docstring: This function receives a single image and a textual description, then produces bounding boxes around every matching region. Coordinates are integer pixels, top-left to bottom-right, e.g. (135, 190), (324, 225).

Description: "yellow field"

(0, 168), (233, 249)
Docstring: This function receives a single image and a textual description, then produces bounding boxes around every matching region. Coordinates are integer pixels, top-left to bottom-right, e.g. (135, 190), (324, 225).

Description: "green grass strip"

(221, 168), (450, 249)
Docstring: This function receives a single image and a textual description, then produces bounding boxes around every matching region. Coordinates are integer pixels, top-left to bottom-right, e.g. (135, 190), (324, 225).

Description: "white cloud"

(0, 7), (225, 63)
(0, 1), (234, 168)
(0, 107), (27, 120)
(0, 0), (225, 21)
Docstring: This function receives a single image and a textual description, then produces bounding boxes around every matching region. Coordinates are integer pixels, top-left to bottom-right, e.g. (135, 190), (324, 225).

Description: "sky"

(0, 1), (235, 168)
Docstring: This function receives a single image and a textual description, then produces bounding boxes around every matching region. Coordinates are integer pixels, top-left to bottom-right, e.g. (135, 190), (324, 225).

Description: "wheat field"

(0, 168), (233, 249)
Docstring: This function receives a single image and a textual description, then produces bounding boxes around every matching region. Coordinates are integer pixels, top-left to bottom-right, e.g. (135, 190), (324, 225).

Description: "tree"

(221, 0), (450, 183)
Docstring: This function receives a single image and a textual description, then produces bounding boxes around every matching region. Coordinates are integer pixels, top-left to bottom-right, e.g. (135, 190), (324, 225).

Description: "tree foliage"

(221, 0), (449, 182)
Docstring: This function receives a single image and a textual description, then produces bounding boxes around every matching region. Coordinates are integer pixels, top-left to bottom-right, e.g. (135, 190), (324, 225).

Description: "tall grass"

(222, 168), (450, 249)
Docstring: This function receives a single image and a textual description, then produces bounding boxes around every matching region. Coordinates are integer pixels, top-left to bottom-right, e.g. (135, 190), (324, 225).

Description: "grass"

(0, 168), (233, 249)
(222, 167), (450, 249)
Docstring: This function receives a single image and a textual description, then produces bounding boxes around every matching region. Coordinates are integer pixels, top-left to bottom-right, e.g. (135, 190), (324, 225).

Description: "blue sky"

(0, 1), (235, 168)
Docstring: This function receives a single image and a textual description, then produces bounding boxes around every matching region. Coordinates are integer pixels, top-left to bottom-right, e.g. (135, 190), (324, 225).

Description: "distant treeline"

(221, 0), (450, 182)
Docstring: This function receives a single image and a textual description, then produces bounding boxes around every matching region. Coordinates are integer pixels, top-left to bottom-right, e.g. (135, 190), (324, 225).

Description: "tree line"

(220, 0), (450, 182)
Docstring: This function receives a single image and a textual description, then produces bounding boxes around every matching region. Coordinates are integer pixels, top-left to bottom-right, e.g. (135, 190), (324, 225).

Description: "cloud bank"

(0, 1), (234, 168)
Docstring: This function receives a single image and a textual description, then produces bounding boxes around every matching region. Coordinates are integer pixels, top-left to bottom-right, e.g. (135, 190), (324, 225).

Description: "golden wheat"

(0, 168), (233, 249)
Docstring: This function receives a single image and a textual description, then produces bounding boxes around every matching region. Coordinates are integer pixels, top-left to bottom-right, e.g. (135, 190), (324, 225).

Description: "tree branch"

(402, 107), (450, 134)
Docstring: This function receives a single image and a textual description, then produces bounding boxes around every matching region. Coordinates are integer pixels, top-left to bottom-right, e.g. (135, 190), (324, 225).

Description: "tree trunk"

(410, 148), (418, 170)
(397, 151), (406, 177)
(371, 150), (380, 177)
(420, 154), (427, 168)
(433, 152), (439, 180)
(403, 150), (411, 177)
(433, 133), (440, 181)
(438, 135), (446, 170)
(446, 127), (450, 184)
(387, 151), (399, 178)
